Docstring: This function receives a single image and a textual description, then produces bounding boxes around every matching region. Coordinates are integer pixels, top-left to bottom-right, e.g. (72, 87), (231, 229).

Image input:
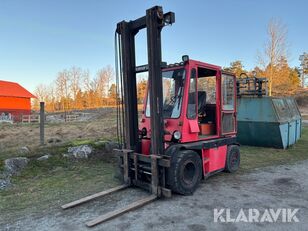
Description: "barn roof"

(0, 80), (36, 98)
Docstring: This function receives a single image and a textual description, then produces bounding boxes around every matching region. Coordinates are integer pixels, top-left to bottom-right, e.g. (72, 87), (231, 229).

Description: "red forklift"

(61, 6), (240, 227)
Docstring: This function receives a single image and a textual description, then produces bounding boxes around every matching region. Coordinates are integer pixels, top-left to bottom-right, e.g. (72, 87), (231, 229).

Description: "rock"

(104, 141), (120, 153)
(4, 157), (29, 176)
(0, 178), (10, 190)
(47, 137), (62, 144)
(51, 166), (63, 173)
(37, 154), (50, 161)
(19, 146), (30, 155)
(67, 145), (93, 159)
(94, 140), (106, 147)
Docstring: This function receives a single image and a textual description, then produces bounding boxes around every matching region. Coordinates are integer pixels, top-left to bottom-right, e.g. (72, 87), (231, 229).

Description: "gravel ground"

(2, 160), (308, 231)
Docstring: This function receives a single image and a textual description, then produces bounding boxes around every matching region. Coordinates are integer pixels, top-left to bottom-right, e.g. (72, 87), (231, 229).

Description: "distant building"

(0, 80), (36, 122)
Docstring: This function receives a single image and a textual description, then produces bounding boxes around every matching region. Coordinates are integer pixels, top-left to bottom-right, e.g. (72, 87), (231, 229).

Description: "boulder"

(66, 145), (93, 159)
(104, 141), (120, 153)
(4, 157), (29, 176)
(47, 137), (62, 144)
(19, 146), (30, 155)
(37, 154), (51, 161)
(0, 178), (10, 190)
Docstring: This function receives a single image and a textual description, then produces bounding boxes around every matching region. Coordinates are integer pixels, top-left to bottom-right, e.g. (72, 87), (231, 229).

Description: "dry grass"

(0, 109), (118, 159)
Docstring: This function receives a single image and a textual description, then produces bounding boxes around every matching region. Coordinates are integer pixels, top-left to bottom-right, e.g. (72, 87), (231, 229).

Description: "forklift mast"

(116, 6), (175, 155)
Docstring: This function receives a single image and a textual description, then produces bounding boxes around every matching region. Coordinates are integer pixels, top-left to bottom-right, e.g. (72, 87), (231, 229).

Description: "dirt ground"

(0, 108), (117, 156)
(1, 160), (307, 231)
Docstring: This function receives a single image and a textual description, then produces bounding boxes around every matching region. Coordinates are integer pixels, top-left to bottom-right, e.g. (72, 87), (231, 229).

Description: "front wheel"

(168, 150), (202, 195)
(225, 145), (240, 173)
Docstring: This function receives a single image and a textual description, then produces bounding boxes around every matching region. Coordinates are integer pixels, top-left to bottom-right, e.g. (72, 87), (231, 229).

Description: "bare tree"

(35, 66), (117, 112)
(55, 70), (71, 111)
(33, 84), (48, 110)
(69, 66), (82, 109)
(104, 65), (114, 97)
(82, 70), (90, 91)
(34, 84), (48, 102)
(48, 83), (57, 112)
(299, 52), (308, 88)
(94, 66), (114, 106)
(81, 70), (91, 108)
(258, 19), (288, 96)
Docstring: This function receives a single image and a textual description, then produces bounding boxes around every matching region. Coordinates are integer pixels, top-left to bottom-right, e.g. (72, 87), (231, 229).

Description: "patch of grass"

(68, 138), (109, 147)
(69, 139), (95, 146)
(0, 137), (110, 165)
(239, 126), (308, 172)
(0, 153), (119, 224)
(0, 130), (121, 223)
(68, 136), (118, 148)
(0, 161), (5, 172)
(0, 144), (68, 163)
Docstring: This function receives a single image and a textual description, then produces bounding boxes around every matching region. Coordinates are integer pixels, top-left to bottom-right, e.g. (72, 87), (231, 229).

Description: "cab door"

(221, 72), (237, 135)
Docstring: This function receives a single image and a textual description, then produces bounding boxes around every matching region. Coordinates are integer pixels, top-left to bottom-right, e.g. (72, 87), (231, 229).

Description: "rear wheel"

(168, 150), (202, 195)
(225, 145), (240, 173)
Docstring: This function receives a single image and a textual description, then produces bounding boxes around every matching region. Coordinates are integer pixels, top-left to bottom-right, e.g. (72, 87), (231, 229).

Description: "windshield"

(146, 68), (186, 118)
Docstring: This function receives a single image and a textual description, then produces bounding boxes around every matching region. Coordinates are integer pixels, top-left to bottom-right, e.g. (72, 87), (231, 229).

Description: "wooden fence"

(22, 114), (40, 123)
(65, 114), (79, 122)
(21, 114), (83, 123)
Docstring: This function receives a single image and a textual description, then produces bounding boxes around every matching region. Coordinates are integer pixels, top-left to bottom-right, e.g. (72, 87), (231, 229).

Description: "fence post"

(40, 102), (45, 145)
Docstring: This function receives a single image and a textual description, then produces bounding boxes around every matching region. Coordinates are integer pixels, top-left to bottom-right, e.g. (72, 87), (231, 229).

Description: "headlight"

(182, 55), (189, 62)
(173, 130), (181, 140)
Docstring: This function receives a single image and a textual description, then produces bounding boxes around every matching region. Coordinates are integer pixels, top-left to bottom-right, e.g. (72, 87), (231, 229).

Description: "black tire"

(168, 150), (202, 195)
(225, 145), (240, 173)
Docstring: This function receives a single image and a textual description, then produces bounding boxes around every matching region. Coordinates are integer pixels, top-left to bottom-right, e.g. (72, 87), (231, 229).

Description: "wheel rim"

(182, 161), (196, 185)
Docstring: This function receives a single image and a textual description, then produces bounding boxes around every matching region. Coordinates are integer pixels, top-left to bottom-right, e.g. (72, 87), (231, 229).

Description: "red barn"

(0, 80), (36, 122)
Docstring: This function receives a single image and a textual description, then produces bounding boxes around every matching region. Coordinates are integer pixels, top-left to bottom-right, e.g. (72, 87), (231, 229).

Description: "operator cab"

(139, 57), (237, 155)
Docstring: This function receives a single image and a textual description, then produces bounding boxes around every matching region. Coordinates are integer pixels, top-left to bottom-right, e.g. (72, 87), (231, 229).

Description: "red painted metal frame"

(202, 145), (227, 174)
(139, 59), (237, 175)
(221, 71), (237, 136)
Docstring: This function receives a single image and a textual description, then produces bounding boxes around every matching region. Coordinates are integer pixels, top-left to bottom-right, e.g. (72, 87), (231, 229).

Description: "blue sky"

(0, 0), (307, 92)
